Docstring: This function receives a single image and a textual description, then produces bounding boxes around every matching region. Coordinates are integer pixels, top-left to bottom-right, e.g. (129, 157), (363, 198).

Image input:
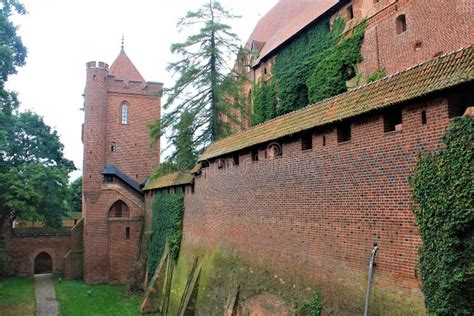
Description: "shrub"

(302, 290), (323, 316)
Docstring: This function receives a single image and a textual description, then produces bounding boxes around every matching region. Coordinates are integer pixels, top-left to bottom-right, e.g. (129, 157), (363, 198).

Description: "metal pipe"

(364, 244), (379, 316)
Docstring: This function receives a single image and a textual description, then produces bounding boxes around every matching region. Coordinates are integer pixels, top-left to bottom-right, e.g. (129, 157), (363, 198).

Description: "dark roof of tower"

(246, 0), (339, 66)
(199, 45), (474, 161)
(109, 49), (146, 82)
(102, 164), (142, 193)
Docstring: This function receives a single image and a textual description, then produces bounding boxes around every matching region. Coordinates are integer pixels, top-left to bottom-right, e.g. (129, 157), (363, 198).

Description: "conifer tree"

(150, 0), (244, 161)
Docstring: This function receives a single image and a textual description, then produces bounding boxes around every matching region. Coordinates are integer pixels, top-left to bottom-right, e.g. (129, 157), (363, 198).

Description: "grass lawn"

(0, 277), (36, 316)
(53, 278), (142, 316)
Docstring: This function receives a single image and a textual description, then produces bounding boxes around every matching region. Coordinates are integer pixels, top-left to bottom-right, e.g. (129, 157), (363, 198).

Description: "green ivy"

(306, 21), (366, 104)
(252, 80), (277, 125)
(252, 17), (366, 123)
(410, 116), (474, 315)
(147, 193), (184, 280)
(366, 69), (387, 83)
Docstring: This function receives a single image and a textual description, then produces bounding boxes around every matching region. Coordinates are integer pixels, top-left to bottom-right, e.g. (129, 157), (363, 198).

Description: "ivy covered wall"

(147, 193), (184, 280)
(410, 116), (474, 315)
(252, 17), (366, 125)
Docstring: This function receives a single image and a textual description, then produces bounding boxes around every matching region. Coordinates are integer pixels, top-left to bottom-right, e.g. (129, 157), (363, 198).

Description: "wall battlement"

(86, 61), (109, 70)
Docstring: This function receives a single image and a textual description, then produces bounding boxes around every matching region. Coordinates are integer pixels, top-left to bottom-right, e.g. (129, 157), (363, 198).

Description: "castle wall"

(181, 93), (459, 313)
(7, 232), (71, 276)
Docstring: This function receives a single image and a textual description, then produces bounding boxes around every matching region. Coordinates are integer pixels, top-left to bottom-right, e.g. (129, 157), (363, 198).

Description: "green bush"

(147, 193), (184, 280)
(302, 290), (323, 316)
(410, 116), (474, 315)
(366, 69), (387, 83)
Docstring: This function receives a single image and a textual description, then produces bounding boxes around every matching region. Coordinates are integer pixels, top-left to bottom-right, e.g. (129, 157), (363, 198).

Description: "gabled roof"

(246, 0), (339, 66)
(109, 49), (145, 82)
(199, 45), (474, 161)
(143, 172), (194, 191)
(102, 164), (142, 193)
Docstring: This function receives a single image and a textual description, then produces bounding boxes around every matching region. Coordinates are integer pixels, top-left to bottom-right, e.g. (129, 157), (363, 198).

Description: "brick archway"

(34, 252), (53, 274)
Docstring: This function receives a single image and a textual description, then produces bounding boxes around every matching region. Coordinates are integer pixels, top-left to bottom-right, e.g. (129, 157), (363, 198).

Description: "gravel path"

(34, 274), (59, 316)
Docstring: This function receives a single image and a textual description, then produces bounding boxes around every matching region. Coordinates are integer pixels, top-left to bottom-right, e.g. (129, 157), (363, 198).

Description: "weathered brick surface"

(82, 56), (161, 284)
(7, 233), (71, 276)
(181, 92), (462, 313)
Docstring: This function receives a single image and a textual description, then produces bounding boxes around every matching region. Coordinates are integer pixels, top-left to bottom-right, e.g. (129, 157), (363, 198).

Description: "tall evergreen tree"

(150, 0), (244, 160)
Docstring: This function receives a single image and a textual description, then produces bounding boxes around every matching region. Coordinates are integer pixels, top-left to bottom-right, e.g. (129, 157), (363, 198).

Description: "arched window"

(121, 103), (129, 125)
(396, 14), (407, 34)
(108, 200), (130, 218)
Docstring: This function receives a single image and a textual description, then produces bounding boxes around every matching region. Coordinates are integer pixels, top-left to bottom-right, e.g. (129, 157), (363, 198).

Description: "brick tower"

(82, 45), (162, 284)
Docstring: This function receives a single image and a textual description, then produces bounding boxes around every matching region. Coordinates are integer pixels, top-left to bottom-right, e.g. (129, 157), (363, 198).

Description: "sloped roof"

(143, 172), (194, 191)
(246, 0), (339, 66)
(109, 49), (145, 82)
(199, 45), (474, 161)
(102, 164), (142, 193)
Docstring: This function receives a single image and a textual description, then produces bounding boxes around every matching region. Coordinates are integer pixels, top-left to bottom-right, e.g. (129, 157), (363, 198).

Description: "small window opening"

(396, 15), (407, 34)
(217, 159), (225, 169)
(125, 227), (130, 240)
(191, 184), (195, 194)
(337, 123), (352, 143)
(233, 154), (239, 166)
(267, 143), (282, 159)
(421, 111), (427, 125)
(251, 148), (259, 162)
(202, 160), (210, 168)
(323, 135), (326, 146)
(263, 67), (267, 75)
(347, 5), (354, 20)
(109, 200), (129, 218)
(104, 174), (113, 183)
(301, 133), (313, 151)
(111, 142), (116, 152)
(384, 109), (403, 132)
(93, 75), (97, 81)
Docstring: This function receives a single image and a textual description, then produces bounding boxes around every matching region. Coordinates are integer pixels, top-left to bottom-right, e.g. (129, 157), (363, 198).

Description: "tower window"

(396, 15), (407, 34)
(323, 135), (326, 146)
(421, 111), (427, 125)
(233, 154), (239, 166)
(337, 122), (352, 143)
(108, 200), (130, 218)
(121, 103), (129, 124)
(347, 5), (354, 20)
(125, 227), (130, 240)
(111, 142), (116, 152)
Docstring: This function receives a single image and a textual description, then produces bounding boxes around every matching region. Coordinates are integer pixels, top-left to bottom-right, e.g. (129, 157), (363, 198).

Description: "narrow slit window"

(421, 111), (427, 125)
(233, 154), (239, 166)
(125, 227), (130, 240)
(121, 103), (129, 124)
(251, 148), (259, 162)
(323, 135), (326, 146)
(111, 142), (116, 152)
(301, 133), (313, 151)
(347, 5), (354, 20)
(396, 15), (407, 34)
(384, 109), (403, 132)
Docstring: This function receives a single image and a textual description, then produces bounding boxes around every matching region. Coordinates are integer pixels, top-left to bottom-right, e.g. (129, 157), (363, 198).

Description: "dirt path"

(34, 274), (59, 316)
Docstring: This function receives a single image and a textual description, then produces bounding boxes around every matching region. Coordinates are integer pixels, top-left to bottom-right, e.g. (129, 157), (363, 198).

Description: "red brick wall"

(182, 94), (459, 313)
(7, 233), (71, 276)
(335, 0), (474, 80)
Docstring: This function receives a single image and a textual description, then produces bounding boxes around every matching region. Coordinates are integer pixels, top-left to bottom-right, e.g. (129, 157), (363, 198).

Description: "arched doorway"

(34, 252), (52, 274)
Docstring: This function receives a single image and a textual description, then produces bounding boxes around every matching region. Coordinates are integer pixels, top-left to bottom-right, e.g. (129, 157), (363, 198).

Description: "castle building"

(82, 46), (162, 284)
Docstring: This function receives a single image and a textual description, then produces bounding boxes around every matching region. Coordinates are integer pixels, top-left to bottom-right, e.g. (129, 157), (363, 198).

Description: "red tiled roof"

(109, 49), (145, 82)
(200, 45), (474, 161)
(143, 172), (193, 191)
(246, 0), (339, 66)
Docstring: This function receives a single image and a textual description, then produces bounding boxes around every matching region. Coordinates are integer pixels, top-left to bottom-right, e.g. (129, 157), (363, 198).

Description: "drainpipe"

(364, 244), (379, 316)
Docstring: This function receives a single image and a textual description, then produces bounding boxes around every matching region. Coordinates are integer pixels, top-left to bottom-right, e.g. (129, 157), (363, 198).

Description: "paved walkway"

(34, 274), (59, 316)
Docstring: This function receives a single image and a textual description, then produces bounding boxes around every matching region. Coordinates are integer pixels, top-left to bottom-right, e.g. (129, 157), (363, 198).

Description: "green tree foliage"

(147, 193), (184, 279)
(410, 116), (474, 315)
(0, 1), (74, 230)
(168, 111), (198, 171)
(150, 0), (244, 158)
(366, 69), (387, 83)
(252, 17), (366, 123)
(68, 177), (82, 213)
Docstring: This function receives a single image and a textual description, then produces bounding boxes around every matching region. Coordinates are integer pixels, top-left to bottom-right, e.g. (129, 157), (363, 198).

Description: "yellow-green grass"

(0, 277), (36, 316)
(53, 278), (142, 316)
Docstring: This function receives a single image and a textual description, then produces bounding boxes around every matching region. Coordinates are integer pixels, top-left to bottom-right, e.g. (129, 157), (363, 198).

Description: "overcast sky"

(6, 0), (278, 180)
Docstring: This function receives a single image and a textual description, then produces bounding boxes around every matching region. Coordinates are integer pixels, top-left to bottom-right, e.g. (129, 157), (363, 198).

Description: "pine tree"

(150, 0), (245, 160)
